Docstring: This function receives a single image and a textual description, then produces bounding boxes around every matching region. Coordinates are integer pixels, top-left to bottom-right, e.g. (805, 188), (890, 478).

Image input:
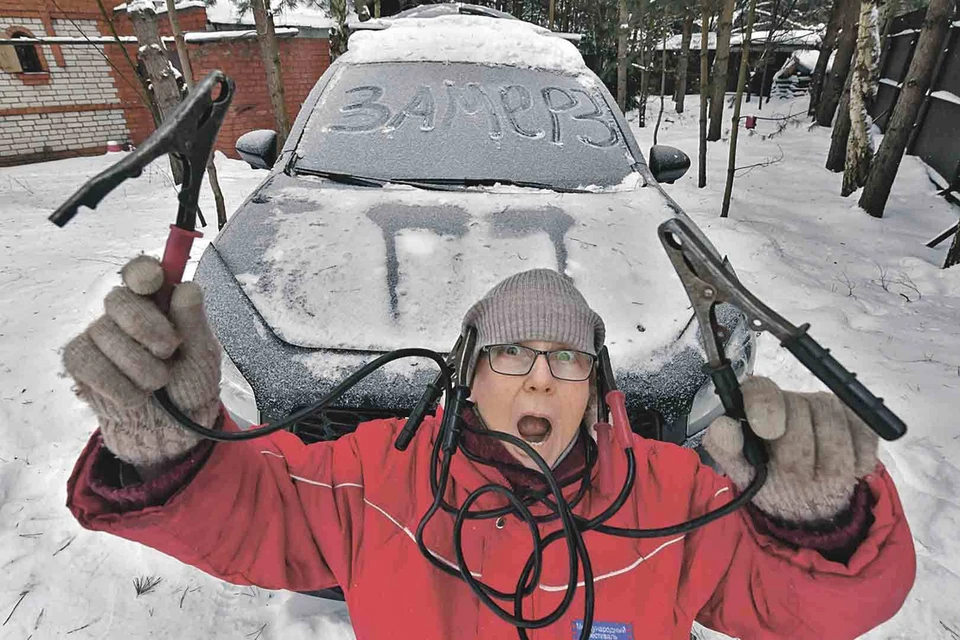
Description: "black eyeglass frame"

(480, 344), (597, 382)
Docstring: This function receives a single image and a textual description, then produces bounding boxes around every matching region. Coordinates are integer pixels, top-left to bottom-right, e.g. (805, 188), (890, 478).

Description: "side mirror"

(648, 145), (690, 184)
(236, 130), (278, 170)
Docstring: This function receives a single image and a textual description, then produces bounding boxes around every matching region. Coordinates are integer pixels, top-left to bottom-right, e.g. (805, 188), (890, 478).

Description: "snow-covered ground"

(1, 93), (958, 639)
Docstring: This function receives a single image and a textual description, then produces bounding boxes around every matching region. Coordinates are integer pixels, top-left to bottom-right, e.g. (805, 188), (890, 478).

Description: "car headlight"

(220, 348), (260, 429)
(685, 322), (757, 437)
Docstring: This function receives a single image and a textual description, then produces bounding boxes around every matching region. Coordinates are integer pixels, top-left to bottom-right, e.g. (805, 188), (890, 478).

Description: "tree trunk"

(95, 0), (159, 127)
(654, 28), (668, 145)
(164, 0), (227, 229)
(841, 0), (879, 197)
(817, 0), (859, 126)
(638, 0), (649, 126)
(251, 0), (291, 150)
(756, 0), (782, 110)
(129, 4), (183, 184)
(859, 0), (957, 217)
(699, 0), (711, 187)
(549, 0), (556, 29)
(826, 67), (854, 171)
(809, 0), (846, 115)
(945, 225), (960, 269)
(721, 0), (759, 217)
(707, 0), (735, 141)
(617, 0), (629, 112)
(674, 11), (694, 111)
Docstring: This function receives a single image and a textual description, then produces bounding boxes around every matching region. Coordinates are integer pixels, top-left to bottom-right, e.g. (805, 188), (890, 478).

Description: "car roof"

(391, 3), (518, 21)
(341, 13), (591, 76)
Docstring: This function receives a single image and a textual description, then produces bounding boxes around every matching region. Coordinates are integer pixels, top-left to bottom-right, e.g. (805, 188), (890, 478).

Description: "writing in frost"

(324, 81), (621, 149)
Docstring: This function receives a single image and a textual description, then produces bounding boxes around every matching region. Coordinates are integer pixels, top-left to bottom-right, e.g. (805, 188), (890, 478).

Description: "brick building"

(0, 0), (332, 166)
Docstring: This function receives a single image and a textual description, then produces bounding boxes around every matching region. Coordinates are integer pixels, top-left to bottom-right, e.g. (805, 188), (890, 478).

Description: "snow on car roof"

(341, 15), (590, 75)
(203, 0), (348, 30)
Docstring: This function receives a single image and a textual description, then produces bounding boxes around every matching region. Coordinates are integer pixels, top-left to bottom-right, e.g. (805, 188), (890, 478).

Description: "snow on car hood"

(215, 173), (701, 373)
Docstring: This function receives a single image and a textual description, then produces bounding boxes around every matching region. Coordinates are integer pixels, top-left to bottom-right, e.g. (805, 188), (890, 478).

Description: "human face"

(470, 340), (592, 470)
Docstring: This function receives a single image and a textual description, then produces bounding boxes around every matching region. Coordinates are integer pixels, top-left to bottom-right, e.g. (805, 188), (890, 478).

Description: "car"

(199, 7), (755, 461)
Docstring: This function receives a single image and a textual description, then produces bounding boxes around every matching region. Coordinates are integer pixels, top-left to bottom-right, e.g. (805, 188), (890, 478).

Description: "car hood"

(214, 172), (706, 374)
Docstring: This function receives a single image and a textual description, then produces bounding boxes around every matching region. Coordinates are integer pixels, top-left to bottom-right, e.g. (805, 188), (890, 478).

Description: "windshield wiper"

(294, 169), (467, 192)
(294, 169), (388, 188)
(391, 177), (593, 193)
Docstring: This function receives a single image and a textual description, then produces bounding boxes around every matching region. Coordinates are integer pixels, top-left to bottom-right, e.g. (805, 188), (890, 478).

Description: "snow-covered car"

(196, 10), (755, 455)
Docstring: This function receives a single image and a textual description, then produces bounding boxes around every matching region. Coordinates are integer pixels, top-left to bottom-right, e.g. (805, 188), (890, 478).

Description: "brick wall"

(0, 108), (127, 163)
(189, 37), (330, 158)
(0, 16), (131, 166)
(1, 0), (330, 165)
(1, 0), (103, 20)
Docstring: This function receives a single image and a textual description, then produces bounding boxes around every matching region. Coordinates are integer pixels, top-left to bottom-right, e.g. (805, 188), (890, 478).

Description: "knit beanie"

(460, 269), (606, 381)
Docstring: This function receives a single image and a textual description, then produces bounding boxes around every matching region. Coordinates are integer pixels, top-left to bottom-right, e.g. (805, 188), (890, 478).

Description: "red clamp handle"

(156, 224), (203, 311)
(605, 390), (633, 450)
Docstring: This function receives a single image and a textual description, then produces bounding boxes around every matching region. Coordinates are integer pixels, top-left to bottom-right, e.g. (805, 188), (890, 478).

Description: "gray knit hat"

(461, 269), (605, 381)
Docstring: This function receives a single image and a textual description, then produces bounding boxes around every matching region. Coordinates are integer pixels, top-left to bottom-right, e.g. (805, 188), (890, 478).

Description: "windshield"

(295, 62), (639, 190)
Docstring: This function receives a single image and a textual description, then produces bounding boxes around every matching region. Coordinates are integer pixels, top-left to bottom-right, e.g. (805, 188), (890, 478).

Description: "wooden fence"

(871, 6), (960, 197)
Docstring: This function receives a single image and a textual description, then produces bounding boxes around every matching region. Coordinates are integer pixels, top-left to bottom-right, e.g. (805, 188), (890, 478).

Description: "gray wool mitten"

(63, 255), (221, 479)
(703, 376), (879, 524)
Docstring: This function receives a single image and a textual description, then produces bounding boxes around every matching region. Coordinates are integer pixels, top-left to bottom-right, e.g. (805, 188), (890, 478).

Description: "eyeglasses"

(481, 344), (596, 382)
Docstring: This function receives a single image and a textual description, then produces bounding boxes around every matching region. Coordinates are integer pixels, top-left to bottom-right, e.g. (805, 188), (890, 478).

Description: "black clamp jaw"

(49, 71), (234, 232)
(48, 71), (235, 310)
(658, 217), (907, 444)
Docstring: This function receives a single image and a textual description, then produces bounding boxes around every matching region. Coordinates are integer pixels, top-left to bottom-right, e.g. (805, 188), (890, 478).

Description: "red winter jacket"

(67, 413), (915, 640)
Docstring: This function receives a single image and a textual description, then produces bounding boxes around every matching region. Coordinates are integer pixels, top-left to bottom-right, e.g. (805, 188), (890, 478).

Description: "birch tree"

(128, 2), (184, 183)
(164, 0), (228, 228)
(841, 0), (880, 196)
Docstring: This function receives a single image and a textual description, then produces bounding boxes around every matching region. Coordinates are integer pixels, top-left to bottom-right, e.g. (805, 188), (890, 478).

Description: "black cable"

(154, 338), (768, 640)
(153, 347), (452, 441)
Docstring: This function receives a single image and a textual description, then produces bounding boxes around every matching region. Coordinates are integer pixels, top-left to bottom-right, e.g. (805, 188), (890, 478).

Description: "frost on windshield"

(296, 63), (637, 190)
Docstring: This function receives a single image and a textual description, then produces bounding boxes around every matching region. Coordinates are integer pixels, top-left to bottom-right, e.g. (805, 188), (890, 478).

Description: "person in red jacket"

(63, 256), (915, 640)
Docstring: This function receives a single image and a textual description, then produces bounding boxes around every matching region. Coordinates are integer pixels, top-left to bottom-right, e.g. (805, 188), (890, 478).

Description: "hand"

(703, 377), (879, 524)
(63, 256), (221, 476)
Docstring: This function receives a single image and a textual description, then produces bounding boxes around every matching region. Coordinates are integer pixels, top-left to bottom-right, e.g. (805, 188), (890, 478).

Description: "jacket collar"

(438, 405), (624, 514)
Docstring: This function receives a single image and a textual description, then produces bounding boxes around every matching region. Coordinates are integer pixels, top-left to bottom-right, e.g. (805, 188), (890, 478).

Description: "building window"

(11, 32), (44, 73)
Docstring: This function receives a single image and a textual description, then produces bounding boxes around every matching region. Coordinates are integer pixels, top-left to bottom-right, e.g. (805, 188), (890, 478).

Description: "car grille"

(287, 406), (415, 444)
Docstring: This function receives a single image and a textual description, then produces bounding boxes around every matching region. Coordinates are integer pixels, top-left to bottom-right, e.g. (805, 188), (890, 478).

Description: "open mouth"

(517, 415), (553, 446)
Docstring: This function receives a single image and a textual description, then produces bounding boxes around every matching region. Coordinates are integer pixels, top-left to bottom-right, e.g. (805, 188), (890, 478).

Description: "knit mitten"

(63, 256), (222, 479)
(703, 377), (879, 524)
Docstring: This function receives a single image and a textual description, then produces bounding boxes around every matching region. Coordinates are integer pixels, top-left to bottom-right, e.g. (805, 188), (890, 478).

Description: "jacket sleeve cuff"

(87, 430), (216, 511)
(747, 479), (875, 563)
